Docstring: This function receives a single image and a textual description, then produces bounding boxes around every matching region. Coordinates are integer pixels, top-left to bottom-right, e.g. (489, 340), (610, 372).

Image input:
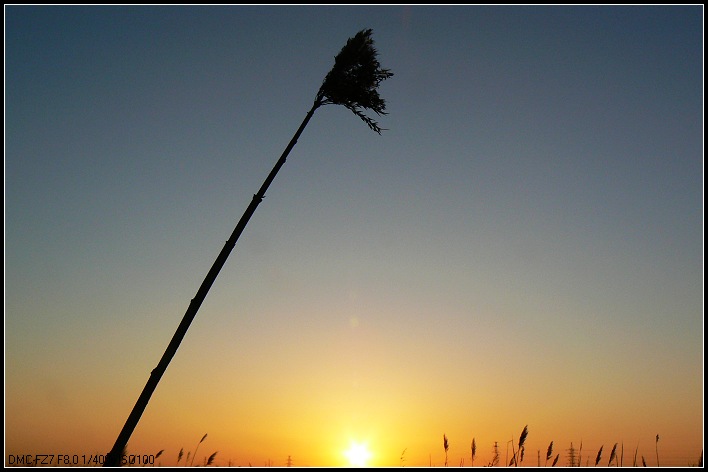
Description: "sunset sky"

(5, 5), (703, 467)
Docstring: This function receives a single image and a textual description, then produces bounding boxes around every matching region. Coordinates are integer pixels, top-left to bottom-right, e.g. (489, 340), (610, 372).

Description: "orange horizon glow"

(5, 397), (701, 467)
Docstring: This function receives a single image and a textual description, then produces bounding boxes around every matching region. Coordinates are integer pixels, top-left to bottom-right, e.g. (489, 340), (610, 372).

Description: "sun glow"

(344, 441), (372, 467)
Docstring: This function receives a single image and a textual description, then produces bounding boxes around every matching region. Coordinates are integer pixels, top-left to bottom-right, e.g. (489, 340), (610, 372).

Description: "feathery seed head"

(317, 29), (394, 134)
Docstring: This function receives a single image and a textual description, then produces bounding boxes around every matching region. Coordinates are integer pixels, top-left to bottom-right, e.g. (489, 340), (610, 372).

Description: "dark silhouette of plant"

(190, 434), (207, 467)
(595, 445), (603, 466)
(205, 451), (218, 466)
(443, 434), (449, 466)
(103, 29), (392, 467)
(545, 441), (554, 466)
(470, 437), (476, 467)
(153, 449), (163, 467)
(316, 29), (393, 133)
(510, 425), (528, 466)
(608, 443), (618, 467)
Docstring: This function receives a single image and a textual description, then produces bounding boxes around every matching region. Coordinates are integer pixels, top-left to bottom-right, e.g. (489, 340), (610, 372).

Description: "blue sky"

(5, 5), (703, 466)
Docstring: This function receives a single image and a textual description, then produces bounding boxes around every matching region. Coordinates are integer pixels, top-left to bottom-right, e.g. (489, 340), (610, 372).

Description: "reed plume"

(518, 425), (528, 450)
(471, 438), (476, 467)
(190, 434), (207, 467)
(594, 445), (603, 466)
(443, 434), (449, 467)
(608, 443), (618, 467)
(512, 425), (528, 466)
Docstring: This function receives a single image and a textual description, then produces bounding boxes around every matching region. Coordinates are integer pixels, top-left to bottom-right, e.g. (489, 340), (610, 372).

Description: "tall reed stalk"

(102, 29), (392, 467)
(190, 434), (207, 467)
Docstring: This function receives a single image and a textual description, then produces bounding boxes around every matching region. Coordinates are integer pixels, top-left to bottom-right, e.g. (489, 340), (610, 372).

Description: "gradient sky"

(5, 5), (703, 467)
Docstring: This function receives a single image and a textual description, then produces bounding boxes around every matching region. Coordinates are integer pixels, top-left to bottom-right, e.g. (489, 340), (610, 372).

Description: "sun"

(344, 441), (372, 467)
